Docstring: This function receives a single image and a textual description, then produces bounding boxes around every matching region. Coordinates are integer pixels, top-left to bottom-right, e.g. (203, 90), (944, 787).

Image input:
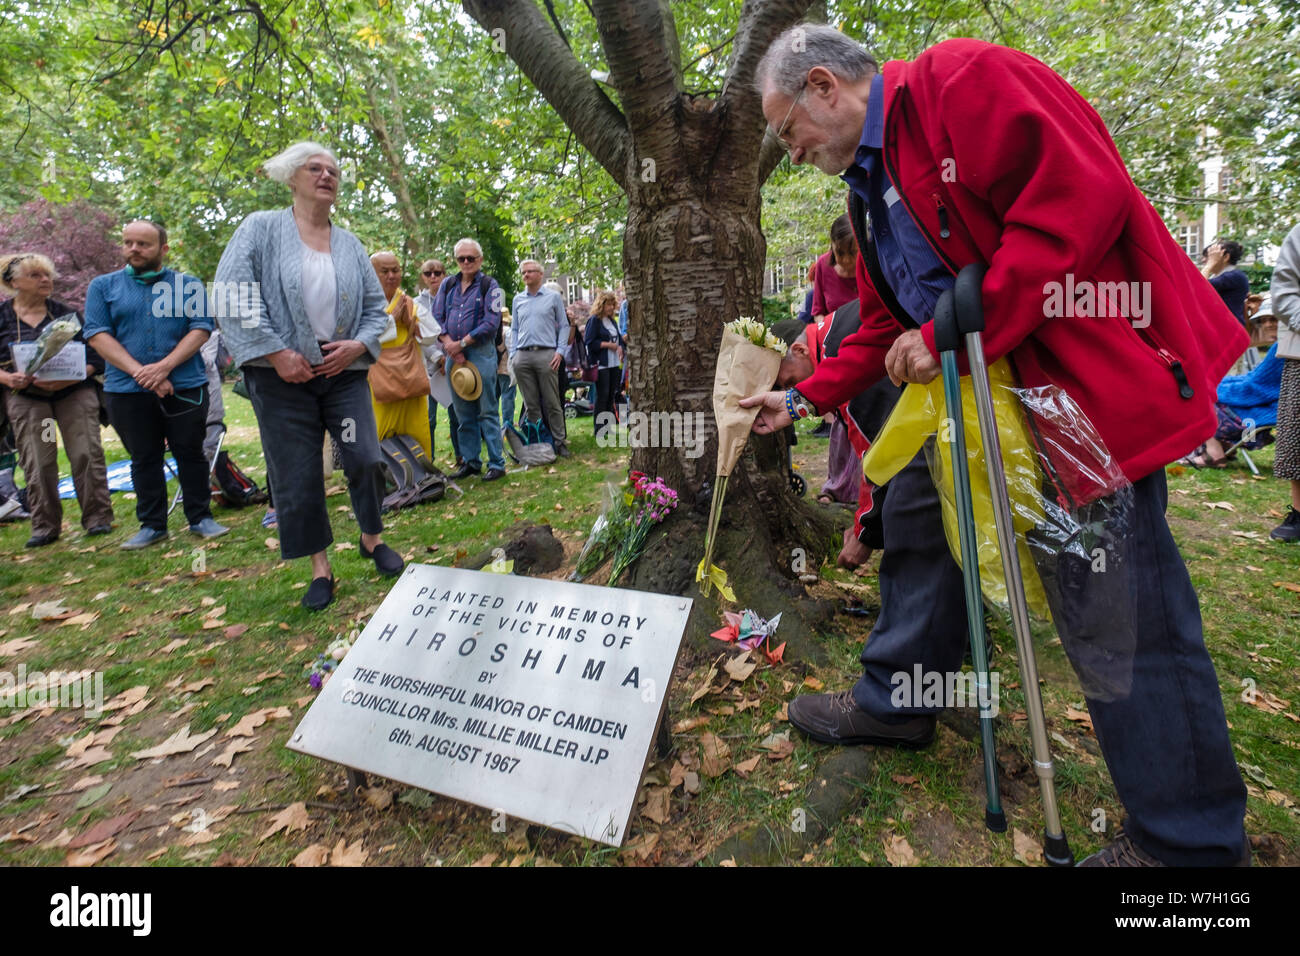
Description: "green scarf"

(126, 264), (167, 285)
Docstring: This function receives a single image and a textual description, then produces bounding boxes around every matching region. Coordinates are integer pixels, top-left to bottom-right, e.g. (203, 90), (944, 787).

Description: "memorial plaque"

(288, 564), (692, 846)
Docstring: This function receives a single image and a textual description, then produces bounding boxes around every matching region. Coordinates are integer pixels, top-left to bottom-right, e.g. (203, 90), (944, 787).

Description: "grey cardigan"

(213, 207), (388, 370)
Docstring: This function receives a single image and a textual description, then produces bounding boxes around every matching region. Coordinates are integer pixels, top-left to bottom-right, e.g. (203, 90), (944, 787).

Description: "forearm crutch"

(950, 263), (1074, 866)
(932, 289), (1005, 835)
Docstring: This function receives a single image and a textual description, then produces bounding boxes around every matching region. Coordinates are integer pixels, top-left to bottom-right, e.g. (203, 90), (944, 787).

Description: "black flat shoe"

(360, 538), (405, 577)
(451, 463), (481, 479)
(482, 467), (506, 481)
(24, 533), (58, 548)
(301, 575), (335, 610)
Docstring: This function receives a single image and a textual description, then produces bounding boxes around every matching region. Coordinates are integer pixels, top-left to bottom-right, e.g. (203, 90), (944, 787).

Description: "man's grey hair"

(519, 258), (543, 272)
(755, 23), (878, 97)
(454, 238), (483, 257)
(369, 250), (399, 263)
(263, 141), (338, 184)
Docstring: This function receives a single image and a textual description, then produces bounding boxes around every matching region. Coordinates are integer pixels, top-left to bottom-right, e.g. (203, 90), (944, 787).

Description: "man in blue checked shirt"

(510, 260), (571, 458)
(434, 238), (507, 480)
(84, 220), (228, 549)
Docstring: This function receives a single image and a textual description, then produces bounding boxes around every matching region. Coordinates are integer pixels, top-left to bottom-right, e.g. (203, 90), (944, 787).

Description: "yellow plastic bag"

(861, 358), (1051, 618)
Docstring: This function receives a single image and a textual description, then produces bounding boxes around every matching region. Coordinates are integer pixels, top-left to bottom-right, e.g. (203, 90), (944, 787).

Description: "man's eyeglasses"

(423, 269), (445, 276)
(768, 80), (808, 154)
(456, 255), (480, 264)
(304, 162), (340, 180)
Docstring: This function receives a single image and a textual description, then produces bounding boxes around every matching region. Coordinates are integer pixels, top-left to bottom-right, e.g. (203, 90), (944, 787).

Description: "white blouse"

(300, 244), (338, 343)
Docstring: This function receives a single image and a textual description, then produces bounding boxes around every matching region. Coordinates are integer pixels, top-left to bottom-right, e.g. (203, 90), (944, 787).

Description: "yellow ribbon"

(695, 559), (736, 602)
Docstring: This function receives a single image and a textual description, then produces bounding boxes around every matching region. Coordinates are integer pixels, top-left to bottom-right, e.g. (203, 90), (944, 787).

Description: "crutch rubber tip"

(1044, 833), (1075, 867)
(985, 808), (1007, 833)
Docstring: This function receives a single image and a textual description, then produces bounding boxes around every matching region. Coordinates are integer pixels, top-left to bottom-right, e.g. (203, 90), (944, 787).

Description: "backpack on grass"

(379, 434), (447, 511)
(211, 451), (268, 507)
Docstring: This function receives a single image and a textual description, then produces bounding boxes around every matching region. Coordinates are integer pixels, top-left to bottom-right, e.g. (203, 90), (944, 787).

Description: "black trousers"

(594, 366), (619, 438)
(106, 386), (212, 530)
(243, 367), (385, 559)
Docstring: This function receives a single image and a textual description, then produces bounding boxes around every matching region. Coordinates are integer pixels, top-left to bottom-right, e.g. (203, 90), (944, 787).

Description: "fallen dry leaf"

(59, 611), (100, 629)
(1064, 706), (1094, 733)
(803, 676), (825, 691)
(181, 678), (215, 694)
(292, 844), (330, 867)
(1013, 828), (1044, 865)
(883, 834), (916, 867)
(213, 780), (240, 792)
(265, 537), (279, 550)
(0, 637), (37, 656)
(31, 600), (72, 620)
(211, 738), (253, 769)
(66, 837), (117, 867)
(224, 624), (250, 639)
(225, 706), (292, 737)
(470, 852), (498, 867)
(700, 732), (731, 778)
(723, 651), (757, 683)
(689, 656), (723, 704)
(1204, 501), (1236, 512)
(671, 715), (710, 734)
(103, 686), (149, 711)
(1272, 581), (1300, 595)
(159, 638), (189, 654)
(69, 745), (114, 770)
(131, 725), (218, 760)
(733, 755), (762, 778)
(259, 802), (310, 843)
(641, 787), (671, 824)
(359, 786), (394, 811)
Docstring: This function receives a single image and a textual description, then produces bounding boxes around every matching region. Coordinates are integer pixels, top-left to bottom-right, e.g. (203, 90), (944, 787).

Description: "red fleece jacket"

(795, 39), (1247, 484)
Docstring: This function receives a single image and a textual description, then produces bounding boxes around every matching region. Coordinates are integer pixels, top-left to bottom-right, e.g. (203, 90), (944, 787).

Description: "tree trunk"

(461, 0), (838, 658)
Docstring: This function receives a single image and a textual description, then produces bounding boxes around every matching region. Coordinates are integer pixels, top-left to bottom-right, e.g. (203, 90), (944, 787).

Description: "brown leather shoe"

(787, 689), (936, 748)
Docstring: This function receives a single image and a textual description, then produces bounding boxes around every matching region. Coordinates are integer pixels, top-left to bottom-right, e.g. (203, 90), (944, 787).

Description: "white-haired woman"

(214, 142), (403, 610)
(0, 253), (113, 546)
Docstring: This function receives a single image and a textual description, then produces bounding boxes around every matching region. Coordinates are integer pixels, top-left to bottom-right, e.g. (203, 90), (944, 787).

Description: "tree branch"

(720, 0), (816, 108)
(462, 0), (630, 188)
(591, 0), (680, 136)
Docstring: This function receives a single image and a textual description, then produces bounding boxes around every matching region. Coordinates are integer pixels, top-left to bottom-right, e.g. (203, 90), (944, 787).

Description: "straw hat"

(450, 361), (482, 401)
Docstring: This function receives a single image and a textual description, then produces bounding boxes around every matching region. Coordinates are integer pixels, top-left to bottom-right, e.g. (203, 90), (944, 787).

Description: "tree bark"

(463, 0), (838, 647)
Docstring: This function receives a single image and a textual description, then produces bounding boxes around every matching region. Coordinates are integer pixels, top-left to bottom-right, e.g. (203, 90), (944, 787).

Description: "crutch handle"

(953, 263), (988, 336)
(932, 288), (960, 354)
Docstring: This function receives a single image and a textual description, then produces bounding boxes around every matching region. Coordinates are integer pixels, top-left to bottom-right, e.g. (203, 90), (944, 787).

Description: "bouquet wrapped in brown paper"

(698, 318), (786, 597)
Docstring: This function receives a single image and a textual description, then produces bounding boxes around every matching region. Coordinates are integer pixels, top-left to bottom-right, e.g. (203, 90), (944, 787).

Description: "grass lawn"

(0, 385), (1296, 866)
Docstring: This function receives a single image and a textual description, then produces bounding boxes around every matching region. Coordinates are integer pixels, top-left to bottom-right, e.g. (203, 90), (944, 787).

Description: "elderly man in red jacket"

(743, 25), (1248, 867)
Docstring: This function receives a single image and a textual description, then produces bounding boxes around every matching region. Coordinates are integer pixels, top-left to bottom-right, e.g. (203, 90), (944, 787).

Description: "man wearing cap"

(511, 260), (571, 458)
(434, 239), (506, 481)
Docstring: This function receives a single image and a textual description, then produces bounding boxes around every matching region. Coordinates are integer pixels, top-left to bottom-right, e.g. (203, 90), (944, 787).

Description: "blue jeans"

(450, 342), (504, 471)
(500, 377), (517, 430)
(852, 447), (1245, 865)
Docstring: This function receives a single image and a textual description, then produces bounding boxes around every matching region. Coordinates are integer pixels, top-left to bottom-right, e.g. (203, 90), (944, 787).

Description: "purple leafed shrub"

(0, 199), (122, 310)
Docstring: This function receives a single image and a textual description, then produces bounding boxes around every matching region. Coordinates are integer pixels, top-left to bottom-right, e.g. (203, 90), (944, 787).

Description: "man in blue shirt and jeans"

(84, 220), (228, 549)
(435, 238), (506, 481)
